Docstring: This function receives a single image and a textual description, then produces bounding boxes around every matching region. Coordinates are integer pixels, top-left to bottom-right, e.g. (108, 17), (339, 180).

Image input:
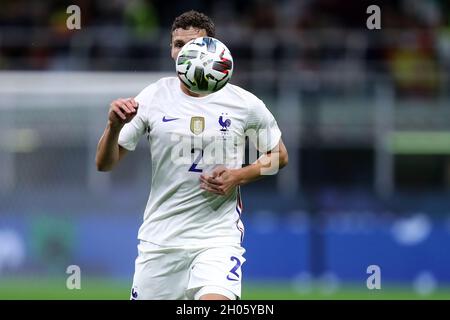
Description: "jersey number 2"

(227, 256), (241, 281)
(189, 148), (203, 173)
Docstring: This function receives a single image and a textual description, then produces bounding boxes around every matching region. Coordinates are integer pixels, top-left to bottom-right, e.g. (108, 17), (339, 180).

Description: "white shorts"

(130, 241), (246, 300)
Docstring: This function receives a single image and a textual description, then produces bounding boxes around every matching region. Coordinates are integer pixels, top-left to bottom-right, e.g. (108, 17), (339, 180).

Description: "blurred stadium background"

(1, 0), (450, 299)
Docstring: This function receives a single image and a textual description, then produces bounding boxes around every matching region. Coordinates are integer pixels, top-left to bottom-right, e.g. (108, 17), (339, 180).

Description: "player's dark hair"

(171, 10), (216, 38)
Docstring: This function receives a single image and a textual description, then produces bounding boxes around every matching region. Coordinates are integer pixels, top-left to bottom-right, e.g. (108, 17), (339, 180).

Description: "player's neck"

(180, 83), (209, 98)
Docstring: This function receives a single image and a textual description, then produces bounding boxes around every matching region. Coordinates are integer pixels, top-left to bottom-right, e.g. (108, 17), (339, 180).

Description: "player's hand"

(108, 98), (139, 129)
(199, 166), (240, 196)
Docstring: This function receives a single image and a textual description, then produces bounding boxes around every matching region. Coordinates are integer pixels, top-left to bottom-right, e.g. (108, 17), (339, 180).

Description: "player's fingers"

(110, 100), (121, 110)
(130, 98), (139, 109)
(203, 187), (223, 195)
(206, 176), (222, 186)
(114, 99), (132, 113)
(211, 167), (227, 178)
(112, 106), (126, 120)
(124, 99), (136, 113)
(200, 182), (223, 195)
(113, 98), (128, 107)
(112, 99), (128, 112)
(200, 180), (219, 191)
(200, 175), (222, 187)
(119, 102), (133, 114)
(199, 174), (212, 183)
(200, 182), (212, 192)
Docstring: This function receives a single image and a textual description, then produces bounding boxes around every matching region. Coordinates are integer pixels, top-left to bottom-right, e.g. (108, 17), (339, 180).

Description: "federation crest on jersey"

(190, 116), (205, 135)
(218, 114), (231, 132)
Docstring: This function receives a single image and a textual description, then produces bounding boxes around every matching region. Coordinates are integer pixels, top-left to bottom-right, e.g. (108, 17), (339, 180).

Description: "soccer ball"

(176, 37), (233, 94)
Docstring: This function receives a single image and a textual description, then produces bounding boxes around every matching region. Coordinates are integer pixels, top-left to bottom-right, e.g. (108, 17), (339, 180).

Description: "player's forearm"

(95, 121), (123, 171)
(235, 151), (287, 186)
(233, 161), (265, 186)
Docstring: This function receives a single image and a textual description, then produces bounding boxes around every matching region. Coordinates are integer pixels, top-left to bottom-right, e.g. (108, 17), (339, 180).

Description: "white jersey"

(118, 77), (281, 247)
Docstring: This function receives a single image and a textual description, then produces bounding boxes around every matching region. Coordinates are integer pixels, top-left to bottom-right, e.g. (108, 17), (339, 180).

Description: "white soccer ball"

(176, 37), (233, 94)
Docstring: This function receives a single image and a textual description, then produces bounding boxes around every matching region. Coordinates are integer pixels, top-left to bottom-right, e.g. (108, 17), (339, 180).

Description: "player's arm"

(238, 138), (288, 184)
(200, 138), (288, 195)
(95, 98), (138, 171)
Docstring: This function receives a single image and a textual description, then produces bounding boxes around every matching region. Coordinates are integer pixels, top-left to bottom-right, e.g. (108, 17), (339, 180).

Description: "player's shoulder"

(135, 77), (178, 106)
(154, 76), (179, 88)
(138, 77), (177, 95)
(223, 83), (265, 108)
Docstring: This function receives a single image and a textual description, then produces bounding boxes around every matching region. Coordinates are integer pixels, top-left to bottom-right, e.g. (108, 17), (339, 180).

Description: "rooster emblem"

(219, 115), (231, 131)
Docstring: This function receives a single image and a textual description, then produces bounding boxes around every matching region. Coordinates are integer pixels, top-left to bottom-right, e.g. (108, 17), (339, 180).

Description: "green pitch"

(0, 278), (449, 300)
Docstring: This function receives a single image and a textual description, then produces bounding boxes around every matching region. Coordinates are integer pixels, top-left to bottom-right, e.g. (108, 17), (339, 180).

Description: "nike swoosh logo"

(162, 116), (179, 122)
